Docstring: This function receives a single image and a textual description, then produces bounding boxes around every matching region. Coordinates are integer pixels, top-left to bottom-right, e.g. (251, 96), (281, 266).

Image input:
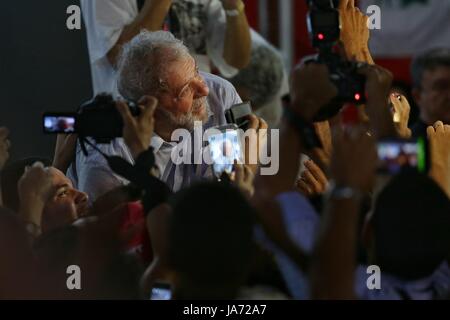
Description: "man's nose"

(74, 190), (89, 207)
(192, 77), (209, 99)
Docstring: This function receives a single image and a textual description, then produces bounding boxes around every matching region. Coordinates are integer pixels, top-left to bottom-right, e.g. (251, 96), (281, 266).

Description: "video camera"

(43, 93), (140, 144)
(306, 0), (366, 121)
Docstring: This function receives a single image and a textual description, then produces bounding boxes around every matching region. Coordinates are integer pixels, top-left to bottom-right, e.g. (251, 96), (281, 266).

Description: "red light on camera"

(318, 33), (325, 40)
(354, 93), (361, 101)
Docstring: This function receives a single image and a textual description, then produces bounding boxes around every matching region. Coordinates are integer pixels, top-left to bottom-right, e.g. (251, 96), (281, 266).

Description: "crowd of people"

(0, 0), (449, 300)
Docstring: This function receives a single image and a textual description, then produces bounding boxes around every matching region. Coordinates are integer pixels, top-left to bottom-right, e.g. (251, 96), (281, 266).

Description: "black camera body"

(77, 94), (140, 143)
(306, 0), (366, 121)
(225, 102), (253, 130)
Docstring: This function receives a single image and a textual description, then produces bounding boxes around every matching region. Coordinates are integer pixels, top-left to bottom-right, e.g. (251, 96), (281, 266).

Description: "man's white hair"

(117, 30), (191, 101)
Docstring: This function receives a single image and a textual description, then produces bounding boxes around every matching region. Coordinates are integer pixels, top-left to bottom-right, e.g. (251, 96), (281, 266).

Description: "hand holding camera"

(290, 63), (339, 122)
(116, 96), (157, 160)
(358, 64), (397, 138)
(338, 0), (371, 61)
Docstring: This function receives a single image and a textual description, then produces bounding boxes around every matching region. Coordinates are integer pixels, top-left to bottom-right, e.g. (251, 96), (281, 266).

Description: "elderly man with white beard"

(68, 30), (267, 202)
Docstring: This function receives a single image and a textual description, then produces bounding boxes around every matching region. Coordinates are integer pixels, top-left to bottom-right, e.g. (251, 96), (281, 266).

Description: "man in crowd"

(80, 0), (251, 96)
(68, 30), (267, 202)
(411, 48), (450, 137)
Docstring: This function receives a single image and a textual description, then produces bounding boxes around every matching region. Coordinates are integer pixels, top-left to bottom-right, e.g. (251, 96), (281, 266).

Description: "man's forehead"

(166, 57), (196, 81)
(48, 167), (73, 188)
(423, 66), (450, 82)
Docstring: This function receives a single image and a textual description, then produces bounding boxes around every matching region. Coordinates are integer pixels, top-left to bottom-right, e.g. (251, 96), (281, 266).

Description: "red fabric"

(120, 202), (153, 264)
(244, 0), (259, 31)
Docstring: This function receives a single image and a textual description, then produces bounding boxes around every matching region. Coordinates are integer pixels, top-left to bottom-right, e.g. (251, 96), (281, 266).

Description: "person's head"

(34, 224), (142, 299)
(411, 48), (450, 125)
(117, 31), (210, 133)
(1, 159), (88, 232)
(363, 173), (450, 281)
(167, 182), (255, 299)
(229, 41), (284, 110)
(42, 167), (89, 233)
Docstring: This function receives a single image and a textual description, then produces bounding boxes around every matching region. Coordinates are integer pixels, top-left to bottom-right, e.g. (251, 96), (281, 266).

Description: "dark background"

(1, 0), (92, 161)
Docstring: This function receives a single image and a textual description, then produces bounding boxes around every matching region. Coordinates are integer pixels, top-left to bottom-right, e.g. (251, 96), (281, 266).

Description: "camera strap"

(78, 136), (173, 213)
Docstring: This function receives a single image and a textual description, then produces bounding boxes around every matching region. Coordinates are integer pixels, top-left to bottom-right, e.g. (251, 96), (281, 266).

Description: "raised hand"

(116, 96), (157, 159)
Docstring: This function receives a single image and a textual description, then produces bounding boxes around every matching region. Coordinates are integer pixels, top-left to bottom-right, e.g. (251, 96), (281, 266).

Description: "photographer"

(68, 31), (267, 203)
(411, 48), (450, 138)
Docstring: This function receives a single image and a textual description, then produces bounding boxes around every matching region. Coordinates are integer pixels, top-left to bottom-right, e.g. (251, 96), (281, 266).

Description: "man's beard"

(162, 97), (209, 131)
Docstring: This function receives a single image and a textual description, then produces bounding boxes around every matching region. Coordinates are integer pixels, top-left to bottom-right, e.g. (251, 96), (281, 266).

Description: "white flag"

(359, 0), (450, 57)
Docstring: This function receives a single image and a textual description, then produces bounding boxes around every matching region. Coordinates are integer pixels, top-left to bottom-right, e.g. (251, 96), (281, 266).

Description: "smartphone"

(208, 124), (244, 178)
(43, 112), (77, 134)
(150, 282), (172, 300)
(377, 138), (428, 175)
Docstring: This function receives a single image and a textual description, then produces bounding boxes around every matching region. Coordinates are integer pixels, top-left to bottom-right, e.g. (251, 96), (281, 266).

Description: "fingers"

(139, 96), (158, 126)
(339, 0), (349, 10)
(116, 100), (134, 126)
(348, 0), (355, 9)
(427, 125), (436, 138)
(433, 121), (445, 133)
(247, 114), (260, 130)
(304, 160), (328, 187)
(302, 169), (323, 194)
(234, 161), (244, 183)
(297, 178), (313, 197)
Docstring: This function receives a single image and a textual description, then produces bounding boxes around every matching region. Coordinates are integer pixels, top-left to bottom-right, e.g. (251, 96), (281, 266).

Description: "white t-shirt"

(80, 0), (238, 96)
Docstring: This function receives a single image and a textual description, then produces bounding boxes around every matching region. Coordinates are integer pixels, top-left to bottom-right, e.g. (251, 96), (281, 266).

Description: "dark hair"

(411, 48), (450, 89)
(168, 181), (255, 299)
(1, 157), (52, 212)
(34, 224), (143, 299)
(372, 173), (450, 280)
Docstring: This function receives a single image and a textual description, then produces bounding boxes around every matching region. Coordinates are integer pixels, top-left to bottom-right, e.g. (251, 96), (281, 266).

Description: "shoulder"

(202, 72), (237, 94)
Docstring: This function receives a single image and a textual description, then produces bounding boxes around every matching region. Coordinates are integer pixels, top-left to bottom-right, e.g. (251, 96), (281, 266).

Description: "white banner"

(359, 0), (450, 57)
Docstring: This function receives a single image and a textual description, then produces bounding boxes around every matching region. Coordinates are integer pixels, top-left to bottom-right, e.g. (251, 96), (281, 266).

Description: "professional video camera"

(43, 93), (140, 144)
(306, 0), (366, 121)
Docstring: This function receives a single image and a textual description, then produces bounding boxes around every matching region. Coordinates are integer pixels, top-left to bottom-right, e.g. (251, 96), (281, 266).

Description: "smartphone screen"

(43, 113), (77, 134)
(208, 128), (243, 177)
(377, 138), (427, 175)
(150, 283), (172, 300)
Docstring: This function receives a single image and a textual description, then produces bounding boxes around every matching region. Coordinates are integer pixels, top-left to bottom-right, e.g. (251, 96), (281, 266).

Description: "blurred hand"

(53, 134), (78, 173)
(390, 93), (412, 139)
(290, 63), (338, 121)
(296, 160), (329, 197)
(244, 114), (268, 173)
(18, 162), (54, 227)
(330, 125), (377, 192)
(307, 121), (333, 171)
(0, 127), (11, 170)
(358, 65), (397, 138)
(233, 162), (255, 198)
(116, 96), (157, 160)
(427, 121), (450, 198)
(339, 0), (370, 58)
